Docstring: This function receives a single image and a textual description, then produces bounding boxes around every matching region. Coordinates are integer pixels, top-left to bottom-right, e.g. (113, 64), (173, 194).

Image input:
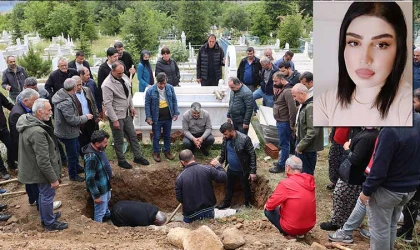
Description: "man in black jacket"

(237, 47), (261, 92)
(360, 113), (420, 249)
(216, 122), (257, 209)
(227, 77), (253, 135)
(111, 201), (166, 227)
(114, 42), (135, 78)
(175, 149), (227, 223)
(2, 56), (28, 103)
(44, 58), (78, 99)
(278, 61), (301, 86)
(196, 34), (225, 86)
(97, 47), (119, 109)
(67, 51), (92, 79)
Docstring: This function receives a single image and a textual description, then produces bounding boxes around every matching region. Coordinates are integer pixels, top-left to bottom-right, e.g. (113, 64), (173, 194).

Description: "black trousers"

(400, 188), (420, 237)
(223, 168), (251, 205)
(232, 121), (249, 135)
(183, 133), (215, 152)
(78, 120), (98, 156)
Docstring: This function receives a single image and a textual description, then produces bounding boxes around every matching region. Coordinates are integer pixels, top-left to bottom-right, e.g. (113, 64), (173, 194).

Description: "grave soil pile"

(0, 161), (373, 249)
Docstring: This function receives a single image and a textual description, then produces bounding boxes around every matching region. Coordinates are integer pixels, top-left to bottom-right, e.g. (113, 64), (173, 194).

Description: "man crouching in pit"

(175, 149), (227, 223)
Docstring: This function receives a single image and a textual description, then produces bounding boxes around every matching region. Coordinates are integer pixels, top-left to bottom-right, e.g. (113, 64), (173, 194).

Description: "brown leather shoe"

(164, 151), (175, 160)
(153, 153), (161, 162)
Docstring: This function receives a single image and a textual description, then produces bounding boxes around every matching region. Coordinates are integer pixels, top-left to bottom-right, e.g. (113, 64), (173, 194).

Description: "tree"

(119, 2), (164, 61)
(18, 46), (52, 78)
(10, 3), (25, 43)
(69, 2), (97, 55)
(176, 1), (210, 45)
(277, 14), (304, 49)
(221, 3), (250, 31)
(21, 2), (54, 35)
(246, 3), (272, 44)
(93, 2), (130, 36)
(44, 3), (74, 39)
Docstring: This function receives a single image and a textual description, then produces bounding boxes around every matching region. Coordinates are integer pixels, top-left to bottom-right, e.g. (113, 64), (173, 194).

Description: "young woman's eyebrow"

(346, 32), (394, 40)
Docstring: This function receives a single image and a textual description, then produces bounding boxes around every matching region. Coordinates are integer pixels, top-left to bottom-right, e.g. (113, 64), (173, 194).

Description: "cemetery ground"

(0, 120), (417, 250)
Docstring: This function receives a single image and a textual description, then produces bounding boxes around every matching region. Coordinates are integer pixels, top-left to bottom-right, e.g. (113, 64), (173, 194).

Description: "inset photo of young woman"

(313, 1), (413, 127)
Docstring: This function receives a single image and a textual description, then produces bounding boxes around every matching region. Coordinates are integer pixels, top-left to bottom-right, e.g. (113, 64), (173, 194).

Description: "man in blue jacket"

(360, 113), (420, 250)
(145, 72), (180, 162)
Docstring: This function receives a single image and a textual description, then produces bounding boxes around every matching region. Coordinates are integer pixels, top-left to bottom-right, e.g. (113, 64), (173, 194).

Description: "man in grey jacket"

(17, 98), (67, 231)
(227, 77), (253, 135)
(2, 56), (28, 103)
(102, 61), (149, 169)
(182, 102), (214, 156)
(52, 78), (93, 182)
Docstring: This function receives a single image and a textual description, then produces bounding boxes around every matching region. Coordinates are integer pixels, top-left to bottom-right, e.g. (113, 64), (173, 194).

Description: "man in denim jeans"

(360, 113), (420, 250)
(145, 72), (180, 162)
(52, 78), (94, 182)
(17, 99), (67, 231)
(292, 83), (324, 175)
(83, 130), (112, 222)
(269, 72), (297, 173)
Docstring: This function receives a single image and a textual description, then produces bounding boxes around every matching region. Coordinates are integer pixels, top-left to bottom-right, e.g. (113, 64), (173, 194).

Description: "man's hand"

(196, 79), (201, 84)
(343, 139), (351, 150)
(210, 158), (220, 167)
(243, 124), (249, 129)
(193, 138), (201, 149)
(227, 118), (232, 124)
(173, 115), (178, 121)
(130, 108), (136, 117)
(95, 118), (102, 123)
(94, 197), (102, 204)
(295, 148), (302, 154)
(86, 114), (94, 120)
(113, 120), (120, 130)
(146, 119), (153, 125)
(248, 174), (257, 182)
(359, 192), (370, 205)
(51, 180), (60, 189)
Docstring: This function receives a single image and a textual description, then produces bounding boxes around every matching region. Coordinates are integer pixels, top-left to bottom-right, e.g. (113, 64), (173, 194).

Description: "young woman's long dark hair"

(337, 2), (407, 119)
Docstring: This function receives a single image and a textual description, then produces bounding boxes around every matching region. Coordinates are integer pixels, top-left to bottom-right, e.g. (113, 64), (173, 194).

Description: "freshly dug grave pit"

(83, 164), (273, 219)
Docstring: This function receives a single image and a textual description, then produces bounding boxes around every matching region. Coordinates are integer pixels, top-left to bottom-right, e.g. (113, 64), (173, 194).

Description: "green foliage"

(168, 41), (188, 63)
(93, 2), (129, 36)
(10, 3), (25, 43)
(69, 2), (97, 55)
(44, 4), (74, 39)
(246, 3), (272, 44)
(415, 1), (420, 21)
(177, 1), (210, 45)
(0, 14), (8, 32)
(221, 3), (250, 31)
(21, 2), (54, 35)
(17, 46), (52, 78)
(119, 2), (164, 61)
(277, 14), (304, 49)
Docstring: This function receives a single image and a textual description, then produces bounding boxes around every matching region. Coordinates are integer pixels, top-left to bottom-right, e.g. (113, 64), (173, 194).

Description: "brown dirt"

(0, 158), (416, 249)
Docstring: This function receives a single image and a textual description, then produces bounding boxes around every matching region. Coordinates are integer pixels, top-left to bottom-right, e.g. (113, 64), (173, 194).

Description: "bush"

(17, 46), (52, 78)
(168, 41), (188, 63)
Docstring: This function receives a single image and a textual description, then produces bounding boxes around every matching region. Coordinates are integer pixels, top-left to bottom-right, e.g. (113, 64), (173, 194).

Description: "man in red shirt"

(264, 156), (316, 238)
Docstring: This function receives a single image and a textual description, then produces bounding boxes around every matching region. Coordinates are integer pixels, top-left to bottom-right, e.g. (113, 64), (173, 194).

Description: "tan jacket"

(102, 74), (133, 122)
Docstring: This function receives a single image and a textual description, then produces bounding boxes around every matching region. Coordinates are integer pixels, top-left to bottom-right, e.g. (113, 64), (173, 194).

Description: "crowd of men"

(0, 39), (419, 250)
